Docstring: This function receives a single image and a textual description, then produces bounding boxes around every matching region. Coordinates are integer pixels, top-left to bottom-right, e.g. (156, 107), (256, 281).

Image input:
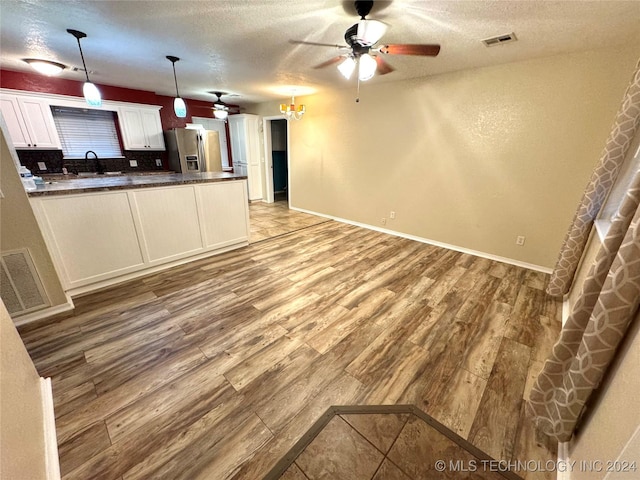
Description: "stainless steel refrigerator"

(165, 128), (223, 173)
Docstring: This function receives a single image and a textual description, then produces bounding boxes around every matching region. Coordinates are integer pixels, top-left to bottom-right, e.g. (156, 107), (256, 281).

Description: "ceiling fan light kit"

(294, 0), (440, 100)
(212, 91), (230, 120)
(67, 29), (102, 107)
(358, 53), (377, 81)
(338, 56), (356, 79)
(166, 55), (187, 118)
(23, 58), (66, 76)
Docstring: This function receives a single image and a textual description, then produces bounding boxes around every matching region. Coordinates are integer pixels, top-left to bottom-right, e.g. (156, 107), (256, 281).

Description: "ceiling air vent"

(482, 32), (517, 47)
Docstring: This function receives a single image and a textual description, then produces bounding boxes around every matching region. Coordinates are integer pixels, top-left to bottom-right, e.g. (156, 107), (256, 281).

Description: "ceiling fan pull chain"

(356, 76), (361, 103)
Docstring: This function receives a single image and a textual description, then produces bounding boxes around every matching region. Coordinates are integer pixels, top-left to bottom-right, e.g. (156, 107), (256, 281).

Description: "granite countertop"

(28, 171), (247, 197)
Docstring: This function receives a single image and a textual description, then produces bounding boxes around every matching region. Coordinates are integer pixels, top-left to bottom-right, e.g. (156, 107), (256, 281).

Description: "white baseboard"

(68, 241), (248, 298)
(40, 377), (60, 480)
(13, 295), (74, 327)
(290, 206), (552, 273)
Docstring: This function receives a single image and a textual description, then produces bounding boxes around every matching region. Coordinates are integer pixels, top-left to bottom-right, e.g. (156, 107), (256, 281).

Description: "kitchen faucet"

(85, 150), (104, 174)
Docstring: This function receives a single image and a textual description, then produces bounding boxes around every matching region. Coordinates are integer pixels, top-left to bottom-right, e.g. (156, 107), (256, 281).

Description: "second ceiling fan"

(292, 0), (440, 82)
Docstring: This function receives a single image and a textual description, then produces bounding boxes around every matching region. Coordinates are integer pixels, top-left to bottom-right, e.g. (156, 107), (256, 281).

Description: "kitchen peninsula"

(28, 172), (250, 295)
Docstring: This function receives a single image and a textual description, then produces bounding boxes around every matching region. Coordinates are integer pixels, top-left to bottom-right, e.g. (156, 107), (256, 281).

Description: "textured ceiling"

(0, 0), (639, 106)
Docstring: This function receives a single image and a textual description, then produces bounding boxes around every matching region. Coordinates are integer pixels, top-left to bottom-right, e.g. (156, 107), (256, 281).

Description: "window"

(596, 127), (640, 240)
(51, 106), (123, 159)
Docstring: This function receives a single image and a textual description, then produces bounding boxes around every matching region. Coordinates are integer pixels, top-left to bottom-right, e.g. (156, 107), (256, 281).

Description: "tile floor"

(249, 198), (329, 243)
(273, 408), (518, 480)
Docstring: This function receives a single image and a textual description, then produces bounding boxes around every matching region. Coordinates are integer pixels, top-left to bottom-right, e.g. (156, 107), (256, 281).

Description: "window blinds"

(51, 106), (123, 159)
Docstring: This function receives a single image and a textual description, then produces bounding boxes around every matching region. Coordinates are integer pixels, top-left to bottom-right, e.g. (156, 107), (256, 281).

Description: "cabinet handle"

(34, 144), (37, 147)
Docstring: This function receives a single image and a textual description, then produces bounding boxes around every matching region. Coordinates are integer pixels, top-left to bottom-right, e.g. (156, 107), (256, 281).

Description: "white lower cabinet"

(131, 187), (203, 262)
(32, 191), (144, 286)
(30, 180), (249, 293)
(196, 181), (250, 248)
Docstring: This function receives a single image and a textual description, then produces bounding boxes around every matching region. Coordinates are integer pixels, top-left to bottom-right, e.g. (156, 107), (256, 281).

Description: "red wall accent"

(0, 68), (238, 132)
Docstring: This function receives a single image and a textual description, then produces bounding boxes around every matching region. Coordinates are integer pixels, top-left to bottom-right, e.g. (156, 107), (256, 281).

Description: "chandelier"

(280, 95), (305, 121)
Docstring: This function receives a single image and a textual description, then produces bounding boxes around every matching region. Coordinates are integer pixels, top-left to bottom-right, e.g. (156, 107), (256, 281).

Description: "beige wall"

(0, 123), (67, 314)
(0, 299), (48, 479)
(251, 45), (639, 269)
(567, 308), (640, 480)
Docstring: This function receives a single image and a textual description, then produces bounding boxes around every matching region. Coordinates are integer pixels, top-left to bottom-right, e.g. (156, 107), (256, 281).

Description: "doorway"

(262, 116), (290, 204)
(191, 116), (231, 169)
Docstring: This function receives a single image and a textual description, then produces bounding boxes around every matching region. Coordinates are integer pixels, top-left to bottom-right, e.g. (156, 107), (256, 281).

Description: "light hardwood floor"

(19, 215), (561, 480)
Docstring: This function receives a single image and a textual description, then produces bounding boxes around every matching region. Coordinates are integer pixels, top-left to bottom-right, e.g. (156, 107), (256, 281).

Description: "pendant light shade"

(174, 97), (187, 118)
(83, 82), (102, 107)
(167, 56), (187, 118)
(67, 29), (102, 107)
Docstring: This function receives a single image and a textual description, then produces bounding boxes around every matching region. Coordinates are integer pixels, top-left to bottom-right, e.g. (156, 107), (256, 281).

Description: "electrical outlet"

(381, 218), (387, 225)
(390, 211), (396, 219)
(129, 160), (138, 167)
(516, 235), (526, 246)
(155, 159), (162, 167)
(37, 162), (47, 170)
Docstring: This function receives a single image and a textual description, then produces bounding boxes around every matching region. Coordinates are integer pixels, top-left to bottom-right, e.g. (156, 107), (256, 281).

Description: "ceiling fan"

(291, 0), (440, 82)
(210, 91), (238, 120)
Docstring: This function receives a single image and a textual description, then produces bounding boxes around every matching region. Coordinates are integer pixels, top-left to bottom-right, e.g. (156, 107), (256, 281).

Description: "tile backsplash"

(17, 150), (168, 174)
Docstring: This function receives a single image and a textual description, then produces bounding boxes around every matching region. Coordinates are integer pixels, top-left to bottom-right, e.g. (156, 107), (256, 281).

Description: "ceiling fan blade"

(313, 56), (346, 69)
(379, 44), (441, 56)
(289, 39), (345, 48)
(375, 56), (394, 75)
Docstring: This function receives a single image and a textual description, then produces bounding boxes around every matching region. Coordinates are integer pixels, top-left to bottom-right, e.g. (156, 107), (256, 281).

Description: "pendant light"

(67, 29), (102, 107)
(166, 56), (187, 118)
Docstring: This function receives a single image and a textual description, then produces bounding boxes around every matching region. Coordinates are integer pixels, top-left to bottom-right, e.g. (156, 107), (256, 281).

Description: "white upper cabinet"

(0, 94), (61, 149)
(118, 106), (165, 150)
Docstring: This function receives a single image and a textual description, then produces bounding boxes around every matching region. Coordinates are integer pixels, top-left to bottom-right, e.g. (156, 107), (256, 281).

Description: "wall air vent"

(1, 248), (50, 316)
(482, 32), (518, 47)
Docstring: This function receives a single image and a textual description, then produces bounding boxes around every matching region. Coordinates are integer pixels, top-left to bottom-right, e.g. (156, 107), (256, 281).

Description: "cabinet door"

(0, 96), (31, 148)
(32, 193), (144, 288)
(196, 181), (249, 248)
(131, 186), (203, 263)
(228, 116), (246, 164)
(118, 107), (147, 149)
(140, 109), (165, 150)
(16, 97), (61, 149)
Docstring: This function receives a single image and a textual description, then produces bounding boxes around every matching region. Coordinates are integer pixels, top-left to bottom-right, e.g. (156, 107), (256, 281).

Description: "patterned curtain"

(529, 171), (640, 442)
(547, 59), (640, 297)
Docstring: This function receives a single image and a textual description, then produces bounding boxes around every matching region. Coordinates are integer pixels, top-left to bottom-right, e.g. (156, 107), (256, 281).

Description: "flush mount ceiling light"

(166, 55), (187, 118)
(280, 94), (305, 121)
(212, 92), (229, 120)
(67, 29), (102, 107)
(23, 58), (66, 76)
